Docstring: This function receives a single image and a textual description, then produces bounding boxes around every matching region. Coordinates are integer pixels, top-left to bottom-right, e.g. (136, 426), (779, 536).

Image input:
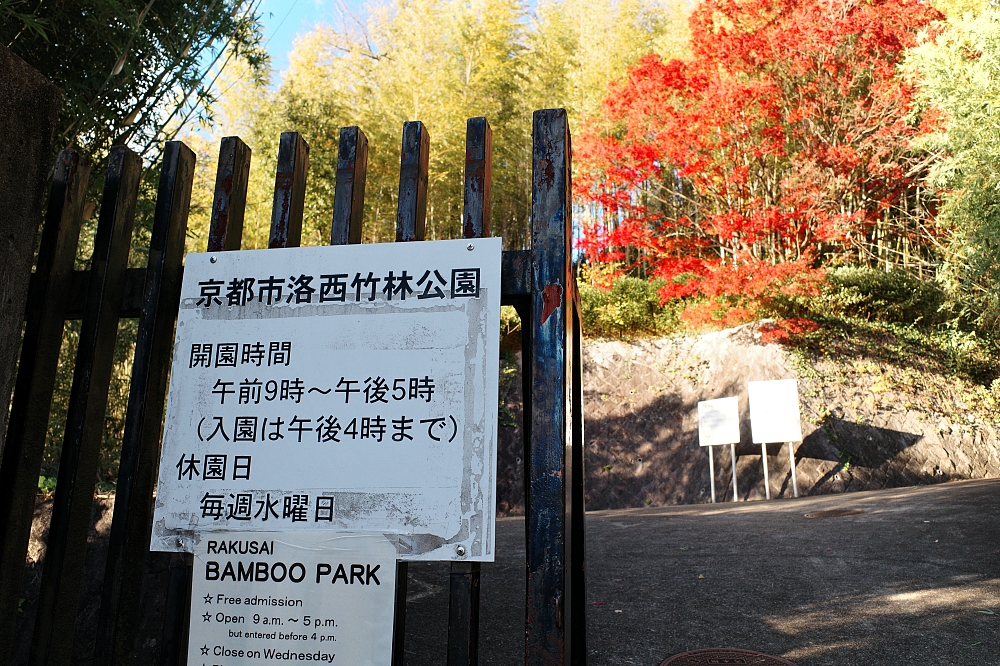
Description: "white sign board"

(188, 531), (396, 666)
(151, 239), (502, 561)
(697, 397), (740, 446)
(747, 379), (802, 444)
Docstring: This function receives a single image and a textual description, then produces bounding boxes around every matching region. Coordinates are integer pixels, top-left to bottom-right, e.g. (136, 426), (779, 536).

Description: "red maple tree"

(576, 0), (943, 325)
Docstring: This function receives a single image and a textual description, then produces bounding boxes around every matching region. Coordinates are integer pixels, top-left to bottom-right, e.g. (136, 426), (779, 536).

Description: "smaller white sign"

(188, 531), (396, 666)
(697, 397), (740, 446)
(748, 379), (802, 444)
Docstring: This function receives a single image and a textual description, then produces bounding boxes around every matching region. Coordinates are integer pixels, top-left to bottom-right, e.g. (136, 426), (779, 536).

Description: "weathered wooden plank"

(396, 121), (429, 242)
(37, 268), (139, 320)
(332, 126), (368, 245)
(0, 151), (88, 663)
(501, 250), (531, 304)
(158, 552), (194, 666)
(391, 119), (430, 666)
(448, 562), (481, 666)
(526, 108), (586, 666)
(94, 141), (195, 666)
(208, 136), (251, 252)
(269, 131), (309, 248)
(569, 295), (587, 666)
(392, 559), (409, 666)
(445, 115), (494, 666)
(463, 117), (492, 240)
(29, 145), (142, 666)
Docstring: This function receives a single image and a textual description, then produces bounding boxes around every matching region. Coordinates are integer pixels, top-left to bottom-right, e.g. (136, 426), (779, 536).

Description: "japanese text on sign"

(151, 239), (502, 561)
(195, 267), (481, 308)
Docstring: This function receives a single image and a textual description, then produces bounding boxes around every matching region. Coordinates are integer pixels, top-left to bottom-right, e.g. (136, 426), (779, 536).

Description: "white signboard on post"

(188, 531), (396, 666)
(747, 379), (802, 444)
(151, 239), (502, 561)
(697, 397), (740, 447)
(697, 396), (741, 503)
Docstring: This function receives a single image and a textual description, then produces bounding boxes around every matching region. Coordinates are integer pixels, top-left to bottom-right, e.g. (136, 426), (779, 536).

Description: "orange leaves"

(759, 318), (821, 343)
(680, 302), (757, 329)
(691, 258), (824, 301)
(575, 0), (943, 309)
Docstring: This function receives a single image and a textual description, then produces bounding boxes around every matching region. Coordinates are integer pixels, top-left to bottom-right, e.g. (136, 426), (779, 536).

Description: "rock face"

(497, 322), (1000, 512)
(0, 46), (60, 462)
(583, 325), (799, 508)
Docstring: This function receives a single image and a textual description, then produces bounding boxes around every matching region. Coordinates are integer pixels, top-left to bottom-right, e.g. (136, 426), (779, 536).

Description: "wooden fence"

(0, 110), (586, 666)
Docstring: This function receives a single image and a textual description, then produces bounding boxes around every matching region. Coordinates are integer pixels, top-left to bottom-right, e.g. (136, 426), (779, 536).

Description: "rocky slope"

(497, 321), (1000, 512)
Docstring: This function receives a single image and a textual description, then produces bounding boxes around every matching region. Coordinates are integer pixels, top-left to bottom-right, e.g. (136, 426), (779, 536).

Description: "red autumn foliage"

(680, 302), (758, 329)
(759, 318), (822, 344)
(576, 0), (944, 315)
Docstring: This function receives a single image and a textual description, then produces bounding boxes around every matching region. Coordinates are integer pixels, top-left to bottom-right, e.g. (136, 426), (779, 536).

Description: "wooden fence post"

(29, 146), (142, 666)
(270, 131), (310, 248)
(208, 136), (251, 252)
(0, 151), (88, 662)
(391, 119), (430, 666)
(446, 116), (492, 666)
(332, 126), (368, 245)
(526, 108), (587, 666)
(396, 121), (429, 243)
(94, 141), (195, 666)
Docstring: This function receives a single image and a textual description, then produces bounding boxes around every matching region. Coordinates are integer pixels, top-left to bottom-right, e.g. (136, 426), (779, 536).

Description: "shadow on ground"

(402, 479), (1000, 666)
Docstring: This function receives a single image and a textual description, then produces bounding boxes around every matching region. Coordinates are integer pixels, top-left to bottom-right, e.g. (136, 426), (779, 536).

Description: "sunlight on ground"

(768, 577), (1000, 636)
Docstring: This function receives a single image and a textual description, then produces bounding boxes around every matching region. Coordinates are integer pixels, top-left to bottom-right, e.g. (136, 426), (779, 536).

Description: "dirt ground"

(404, 480), (1000, 666)
(12, 496), (174, 666)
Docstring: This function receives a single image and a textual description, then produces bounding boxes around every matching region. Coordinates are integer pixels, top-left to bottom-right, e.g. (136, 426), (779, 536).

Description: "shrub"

(580, 277), (678, 337)
(935, 327), (997, 383)
(813, 267), (946, 325)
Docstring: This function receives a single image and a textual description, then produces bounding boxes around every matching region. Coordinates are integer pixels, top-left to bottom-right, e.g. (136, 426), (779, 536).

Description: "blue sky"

(257, 0), (365, 76)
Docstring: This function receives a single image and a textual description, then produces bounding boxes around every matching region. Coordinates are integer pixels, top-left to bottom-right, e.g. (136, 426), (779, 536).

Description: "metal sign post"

(788, 442), (799, 498)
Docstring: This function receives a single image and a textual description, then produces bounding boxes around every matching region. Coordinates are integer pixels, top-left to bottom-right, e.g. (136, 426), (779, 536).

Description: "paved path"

(402, 479), (1000, 665)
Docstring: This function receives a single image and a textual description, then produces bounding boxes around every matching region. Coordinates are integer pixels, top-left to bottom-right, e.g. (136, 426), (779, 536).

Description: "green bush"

(580, 277), (678, 338)
(815, 267), (946, 326)
(935, 327), (997, 383)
